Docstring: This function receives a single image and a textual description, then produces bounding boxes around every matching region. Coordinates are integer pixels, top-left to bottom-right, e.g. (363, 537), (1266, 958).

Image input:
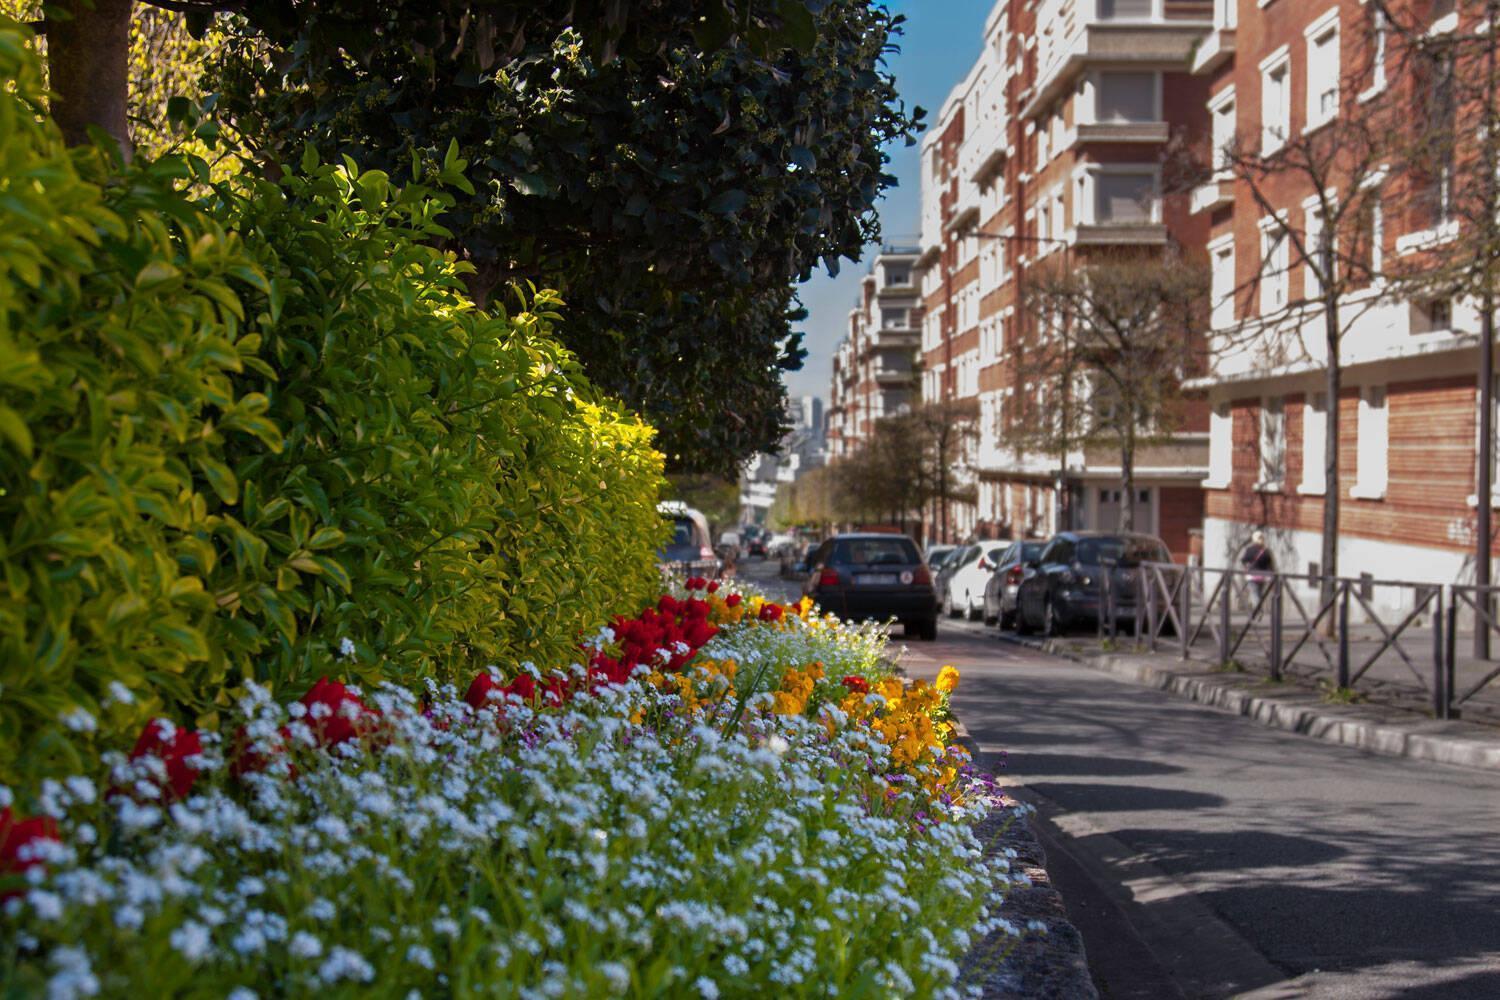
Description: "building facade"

(826, 249), (923, 460)
(917, 0), (1213, 556)
(1195, 0), (1500, 596)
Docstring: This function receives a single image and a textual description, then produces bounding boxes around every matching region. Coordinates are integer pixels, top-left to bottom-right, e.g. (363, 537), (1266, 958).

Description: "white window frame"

(1215, 0), (1238, 30)
(1259, 46), (1292, 155)
(1299, 392), (1327, 495)
(1359, 3), (1388, 102)
(1302, 192), (1336, 301)
(1259, 396), (1286, 491)
(1351, 385), (1388, 499)
(1209, 85), (1237, 176)
(1206, 401), (1233, 488)
(1304, 9), (1341, 132)
(1209, 233), (1237, 331)
(1258, 213), (1291, 315)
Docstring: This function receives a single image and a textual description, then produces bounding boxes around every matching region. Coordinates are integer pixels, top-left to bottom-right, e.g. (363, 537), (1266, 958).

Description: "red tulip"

(0, 808), (59, 899)
(129, 719), (203, 800)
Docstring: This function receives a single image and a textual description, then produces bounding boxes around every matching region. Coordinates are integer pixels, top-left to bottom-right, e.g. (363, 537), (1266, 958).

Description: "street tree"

(206, 1), (921, 473)
(1369, 0), (1500, 631)
(1017, 248), (1207, 534)
(1192, 52), (1403, 596)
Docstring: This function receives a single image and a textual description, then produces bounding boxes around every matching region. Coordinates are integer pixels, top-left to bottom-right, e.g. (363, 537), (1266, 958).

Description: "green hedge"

(0, 21), (665, 787)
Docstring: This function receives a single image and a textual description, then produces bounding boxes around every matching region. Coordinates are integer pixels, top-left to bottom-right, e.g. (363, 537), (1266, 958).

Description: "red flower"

(300, 677), (379, 747)
(706, 581), (720, 593)
(129, 719), (203, 800)
(466, 671), (540, 711)
(758, 603), (784, 622)
(725, 594), (742, 608)
(841, 675), (870, 694)
(0, 808), (59, 898)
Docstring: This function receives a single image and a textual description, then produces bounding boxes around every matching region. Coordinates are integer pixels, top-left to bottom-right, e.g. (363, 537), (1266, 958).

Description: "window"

(1207, 402), (1233, 487)
(1051, 188), (1067, 241)
(1353, 386), (1388, 498)
(1036, 117), (1051, 169)
(1304, 202), (1330, 300)
(1215, 0), (1237, 29)
(881, 308), (908, 330)
(886, 266), (910, 286)
(1095, 171), (1157, 223)
(1305, 12), (1340, 130)
(1259, 216), (1290, 313)
(1099, 0), (1156, 19)
(1301, 393), (1327, 494)
(1097, 72), (1158, 123)
(1259, 396), (1285, 489)
(1260, 49), (1291, 154)
(1210, 236), (1236, 329)
(1209, 87), (1237, 174)
(1365, 8), (1387, 97)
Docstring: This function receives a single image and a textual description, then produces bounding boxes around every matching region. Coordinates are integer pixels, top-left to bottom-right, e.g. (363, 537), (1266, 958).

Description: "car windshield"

(1021, 542), (1044, 562)
(835, 538), (918, 566)
(669, 519), (696, 546)
(1076, 537), (1169, 566)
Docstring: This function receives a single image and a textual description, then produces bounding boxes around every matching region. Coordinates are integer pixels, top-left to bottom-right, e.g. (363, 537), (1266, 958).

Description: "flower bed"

(1, 583), (1020, 998)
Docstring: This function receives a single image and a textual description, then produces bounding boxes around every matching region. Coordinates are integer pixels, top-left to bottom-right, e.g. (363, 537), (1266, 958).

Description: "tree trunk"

(1120, 418), (1136, 534)
(1479, 290), (1494, 658)
(45, 0), (135, 161)
(1321, 298), (1342, 610)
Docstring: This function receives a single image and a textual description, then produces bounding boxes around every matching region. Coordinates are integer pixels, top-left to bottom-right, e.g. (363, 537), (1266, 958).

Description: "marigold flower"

(935, 666), (960, 694)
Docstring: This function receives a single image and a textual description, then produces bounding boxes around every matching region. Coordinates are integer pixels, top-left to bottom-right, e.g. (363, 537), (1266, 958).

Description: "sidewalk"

(1001, 632), (1500, 772)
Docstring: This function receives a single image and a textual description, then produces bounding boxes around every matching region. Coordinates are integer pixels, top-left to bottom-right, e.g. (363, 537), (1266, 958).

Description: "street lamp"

(961, 226), (1075, 537)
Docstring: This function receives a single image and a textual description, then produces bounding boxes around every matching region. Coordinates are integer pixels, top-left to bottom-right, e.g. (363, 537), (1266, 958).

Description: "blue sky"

(782, 0), (993, 401)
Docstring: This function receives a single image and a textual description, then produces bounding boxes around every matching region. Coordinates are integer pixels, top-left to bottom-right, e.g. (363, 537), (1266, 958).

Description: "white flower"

(289, 931), (323, 960)
(46, 946), (98, 1000)
(406, 944), (434, 969)
(695, 976), (720, 999)
(227, 989), (258, 1000)
(339, 637), (357, 658)
(104, 681), (135, 707)
(316, 946), (374, 985)
(170, 921), (213, 963)
(61, 708), (96, 733)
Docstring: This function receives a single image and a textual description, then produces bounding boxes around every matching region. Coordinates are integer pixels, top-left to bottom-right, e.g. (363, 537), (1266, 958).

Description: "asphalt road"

(737, 559), (1500, 1000)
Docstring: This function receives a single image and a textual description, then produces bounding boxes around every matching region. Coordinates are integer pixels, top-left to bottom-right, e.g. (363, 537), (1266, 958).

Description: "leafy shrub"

(0, 22), (664, 789)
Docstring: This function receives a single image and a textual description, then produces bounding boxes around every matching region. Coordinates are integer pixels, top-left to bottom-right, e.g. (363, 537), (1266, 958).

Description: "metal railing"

(1115, 563), (1493, 722)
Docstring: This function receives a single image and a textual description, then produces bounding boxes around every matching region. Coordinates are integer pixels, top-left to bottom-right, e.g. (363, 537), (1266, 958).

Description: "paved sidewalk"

(1006, 631), (1500, 772)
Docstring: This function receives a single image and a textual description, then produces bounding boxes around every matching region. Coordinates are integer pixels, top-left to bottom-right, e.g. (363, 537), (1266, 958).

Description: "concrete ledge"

(1005, 635), (1500, 772)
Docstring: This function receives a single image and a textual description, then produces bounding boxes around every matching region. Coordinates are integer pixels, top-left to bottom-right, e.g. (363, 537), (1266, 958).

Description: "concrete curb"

(1001, 634), (1500, 772)
(954, 722), (1100, 1000)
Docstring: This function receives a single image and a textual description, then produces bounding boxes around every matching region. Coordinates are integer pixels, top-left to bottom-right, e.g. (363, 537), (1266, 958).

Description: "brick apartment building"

(916, 0), (1213, 556)
(1195, 0), (1500, 596)
(826, 249), (923, 461)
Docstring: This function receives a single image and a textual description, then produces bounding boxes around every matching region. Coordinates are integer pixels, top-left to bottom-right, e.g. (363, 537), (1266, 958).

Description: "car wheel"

(917, 617), (938, 641)
(1000, 609), (1016, 631)
(1015, 600), (1034, 635)
(966, 593), (983, 621)
(944, 588), (961, 619)
(983, 609), (998, 626)
(1042, 598), (1061, 638)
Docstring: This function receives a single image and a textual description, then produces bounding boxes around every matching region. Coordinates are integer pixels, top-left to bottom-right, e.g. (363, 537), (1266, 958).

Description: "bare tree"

(1197, 47), (1404, 599)
(1016, 247), (1207, 534)
(1371, 1), (1500, 640)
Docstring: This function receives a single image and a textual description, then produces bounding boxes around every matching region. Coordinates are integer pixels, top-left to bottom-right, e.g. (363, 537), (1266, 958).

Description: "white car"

(942, 543), (1010, 620)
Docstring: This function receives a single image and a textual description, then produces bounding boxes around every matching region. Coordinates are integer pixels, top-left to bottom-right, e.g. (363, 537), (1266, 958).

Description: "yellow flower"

(935, 665), (960, 694)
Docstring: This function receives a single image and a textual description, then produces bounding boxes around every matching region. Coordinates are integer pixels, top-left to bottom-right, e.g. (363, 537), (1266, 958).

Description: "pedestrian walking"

(1240, 530), (1275, 605)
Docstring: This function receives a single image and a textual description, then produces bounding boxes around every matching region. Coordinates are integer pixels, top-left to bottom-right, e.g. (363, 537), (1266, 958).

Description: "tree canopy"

(207, 0), (921, 472)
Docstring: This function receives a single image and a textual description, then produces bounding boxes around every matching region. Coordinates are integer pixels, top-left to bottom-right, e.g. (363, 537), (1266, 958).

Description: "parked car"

(656, 502), (719, 577)
(942, 542), (1009, 620)
(982, 540), (1046, 628)
(802, 533), (938, 640)
(925, 543), (957, 568)
(716, 530), (742, 564)
(782, 542), (820, 579)
(1014, 531), (1172, 636)
(931, 545), (970, 614)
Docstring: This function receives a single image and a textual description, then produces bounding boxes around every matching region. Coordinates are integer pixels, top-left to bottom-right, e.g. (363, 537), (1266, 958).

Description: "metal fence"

(1115, 562), (1500, 723)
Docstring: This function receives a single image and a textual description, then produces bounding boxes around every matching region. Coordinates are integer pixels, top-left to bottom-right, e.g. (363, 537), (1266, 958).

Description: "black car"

(1015, 531), (1171, 636)
(982, 540), (1045, 629)
(803, 533), (938, 640)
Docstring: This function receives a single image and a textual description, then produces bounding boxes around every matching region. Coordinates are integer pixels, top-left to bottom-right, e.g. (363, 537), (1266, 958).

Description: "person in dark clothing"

(1240, 530), (1275, 603)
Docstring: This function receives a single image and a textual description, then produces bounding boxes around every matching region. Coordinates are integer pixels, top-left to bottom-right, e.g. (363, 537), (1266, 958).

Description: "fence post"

(1269, 575), (1283, 682)
(1146, 567), (1158, 653)
(1097, 563), (1107, 641)
(1107, 561), (1118, 640)
(1444, 597), (1458, 721)
(1218, 569), (1231, 666)
(1181, 567), (1192, 661)
(1433, 587), (1447, 720)
(1336, 582), (1351, 691)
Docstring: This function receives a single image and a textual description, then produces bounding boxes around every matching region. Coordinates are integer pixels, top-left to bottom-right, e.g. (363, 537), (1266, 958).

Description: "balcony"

(1025, 1), (1212, 119)
(1072, 222), (1170, 246)
(1190, 26), (1235, 75)
(1075, 121), (1170, 144)
(1190, 178), (1234, 214)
